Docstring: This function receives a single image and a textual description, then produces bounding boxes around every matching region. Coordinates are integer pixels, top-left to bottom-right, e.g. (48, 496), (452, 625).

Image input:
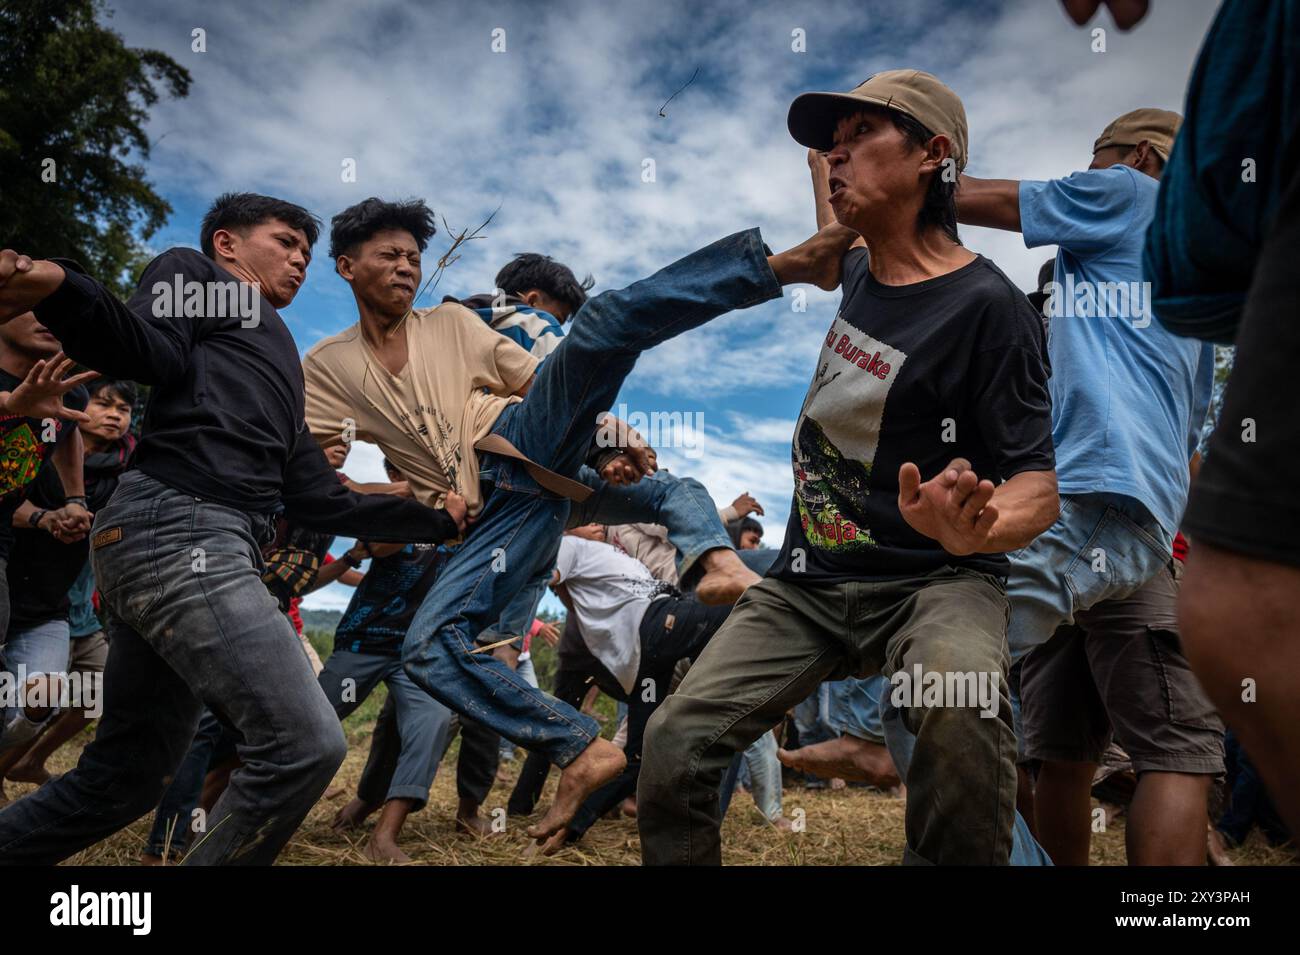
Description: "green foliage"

(0, 0), (190, 298)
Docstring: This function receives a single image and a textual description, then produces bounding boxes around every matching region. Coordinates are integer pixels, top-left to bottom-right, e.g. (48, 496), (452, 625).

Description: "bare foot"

(538, 827), (572, 856)
(829, 777), (847, 791)
(323, 785), (346, 800)
(332, 797), (380, 831)
(364, 836), (412, 864)
(456, 813), (494, 837)
(527, 738), (626, 843)
(139, 853), (165, 866)
(768, 223), (862, 291)
(1207, 827), (1235, 867)
(778, 735), (901, 789)
(695, 548), (761, 606)
(5, 761), (51, 785)
(771, 814), (795, 831)
(620, 795), (637, 819)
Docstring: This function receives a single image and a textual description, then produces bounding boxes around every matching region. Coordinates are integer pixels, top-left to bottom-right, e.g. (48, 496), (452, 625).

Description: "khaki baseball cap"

(787, 69), (969, 171)
(1093, 108), (1182, 161)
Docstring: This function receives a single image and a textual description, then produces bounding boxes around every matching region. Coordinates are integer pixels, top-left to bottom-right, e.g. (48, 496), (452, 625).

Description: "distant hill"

(301, 609), (342, 633)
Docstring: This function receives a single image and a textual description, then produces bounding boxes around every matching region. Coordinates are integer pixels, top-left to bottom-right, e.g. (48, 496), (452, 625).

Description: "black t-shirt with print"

(333, 544), (450, 656)
(0, 372), (88, 562)
(768, 248), (1054, 583)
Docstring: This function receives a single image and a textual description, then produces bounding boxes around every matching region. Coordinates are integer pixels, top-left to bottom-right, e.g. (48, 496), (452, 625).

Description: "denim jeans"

(0, 470), (348, 865)
(318, 649), (453, 810)
(569, 467), (735, 585)
(0, 618), (71, 751)
(400, 229), (781, 768)
(793, 682), (838, 748)
(740, 731), (783, 821)
(144, 708), (231, 858)
(826, 674), (889, 744)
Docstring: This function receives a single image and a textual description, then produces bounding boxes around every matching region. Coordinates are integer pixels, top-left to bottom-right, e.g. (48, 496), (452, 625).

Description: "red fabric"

(1173, 531), (1189, 563)
(288, 597), (303, 635)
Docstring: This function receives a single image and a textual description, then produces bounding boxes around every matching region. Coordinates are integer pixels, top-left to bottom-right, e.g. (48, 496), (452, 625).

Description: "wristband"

(29, 509), (48, 529)
(64, 496), (87, 507)
(343, 551), (364, 568)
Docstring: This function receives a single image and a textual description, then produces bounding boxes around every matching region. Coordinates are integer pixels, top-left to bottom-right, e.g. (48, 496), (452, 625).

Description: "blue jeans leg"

(826, 674), (888, 744)
(144, 708), (225, 857)
(570, 468), (733, 584)
(0, 618), (71, 751)
(743, 731), (783, 821)
(402, 480), (600, 768)
(494, 228), (781, 480)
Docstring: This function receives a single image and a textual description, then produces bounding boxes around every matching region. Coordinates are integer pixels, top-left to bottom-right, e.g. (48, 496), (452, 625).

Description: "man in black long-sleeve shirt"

(0, 193), (465, 865)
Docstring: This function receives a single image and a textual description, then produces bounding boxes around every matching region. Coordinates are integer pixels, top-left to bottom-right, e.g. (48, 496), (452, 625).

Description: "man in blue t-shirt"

(958, 108), (1222, 865)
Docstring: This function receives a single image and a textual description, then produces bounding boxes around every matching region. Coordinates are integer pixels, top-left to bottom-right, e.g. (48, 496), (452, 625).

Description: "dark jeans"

(555, 595), (731, 838)
(399, 230), (781, 768)
(0, 471), (348, 865)
(143, 708), (235, 858)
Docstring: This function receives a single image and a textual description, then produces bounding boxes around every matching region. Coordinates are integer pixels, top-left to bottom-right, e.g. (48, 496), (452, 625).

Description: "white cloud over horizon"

(87, 0), (1223, 611)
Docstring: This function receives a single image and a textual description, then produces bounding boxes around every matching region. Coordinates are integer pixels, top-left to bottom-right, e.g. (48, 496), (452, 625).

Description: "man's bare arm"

(898, 459), (1057, 556)
(956, 175), (1023, 232)
(983, 469), (1059, 552)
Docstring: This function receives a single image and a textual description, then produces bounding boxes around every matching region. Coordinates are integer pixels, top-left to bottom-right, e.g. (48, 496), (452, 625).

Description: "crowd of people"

(0, 0), (1295, 866)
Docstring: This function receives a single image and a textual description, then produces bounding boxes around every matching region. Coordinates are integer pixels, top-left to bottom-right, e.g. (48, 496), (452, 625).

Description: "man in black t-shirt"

(0, 194), (467, 866)
(639, 71), (1059, 866)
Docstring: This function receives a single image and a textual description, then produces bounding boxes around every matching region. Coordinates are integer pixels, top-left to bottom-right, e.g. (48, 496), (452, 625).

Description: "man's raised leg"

(571, 467), (757, 602)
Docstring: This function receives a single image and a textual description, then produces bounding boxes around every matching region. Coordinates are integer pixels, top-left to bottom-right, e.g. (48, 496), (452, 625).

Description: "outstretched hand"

(1, 352), (98, 422)
(897, 457), (999, 556)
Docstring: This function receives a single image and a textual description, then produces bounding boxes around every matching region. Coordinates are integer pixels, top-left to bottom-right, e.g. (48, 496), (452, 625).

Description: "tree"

(0, 0), (190, 298)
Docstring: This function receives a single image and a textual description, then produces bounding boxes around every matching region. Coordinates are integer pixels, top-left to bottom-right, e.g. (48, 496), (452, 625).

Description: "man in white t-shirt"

(535, 527), (734, 853)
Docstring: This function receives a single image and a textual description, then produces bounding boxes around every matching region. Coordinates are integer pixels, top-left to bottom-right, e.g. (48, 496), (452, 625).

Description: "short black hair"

(494, 253), (594, 321)
(89, 378), (138, 408)
(200, 193), (321, 258)
(329, 198), (437, 267)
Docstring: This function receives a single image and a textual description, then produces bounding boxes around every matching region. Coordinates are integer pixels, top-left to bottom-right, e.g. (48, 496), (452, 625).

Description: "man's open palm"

(4, 353), (97, 422)
(897, 458), (999, 556)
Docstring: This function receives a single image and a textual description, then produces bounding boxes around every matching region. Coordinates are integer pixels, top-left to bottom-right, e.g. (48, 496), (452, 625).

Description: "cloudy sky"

(97, 0), (1222, 610)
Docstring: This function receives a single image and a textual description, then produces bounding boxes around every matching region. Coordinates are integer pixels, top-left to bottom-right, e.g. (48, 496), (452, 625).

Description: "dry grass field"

(2, 682), (1292, 867)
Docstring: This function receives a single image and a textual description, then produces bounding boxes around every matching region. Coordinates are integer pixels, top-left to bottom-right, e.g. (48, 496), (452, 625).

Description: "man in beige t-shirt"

(303, 196), (856, 846)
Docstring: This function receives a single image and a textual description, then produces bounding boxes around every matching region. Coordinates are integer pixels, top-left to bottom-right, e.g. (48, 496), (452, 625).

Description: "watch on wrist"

(29, 509), (48, 529)
(343, 552), (363, 568)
